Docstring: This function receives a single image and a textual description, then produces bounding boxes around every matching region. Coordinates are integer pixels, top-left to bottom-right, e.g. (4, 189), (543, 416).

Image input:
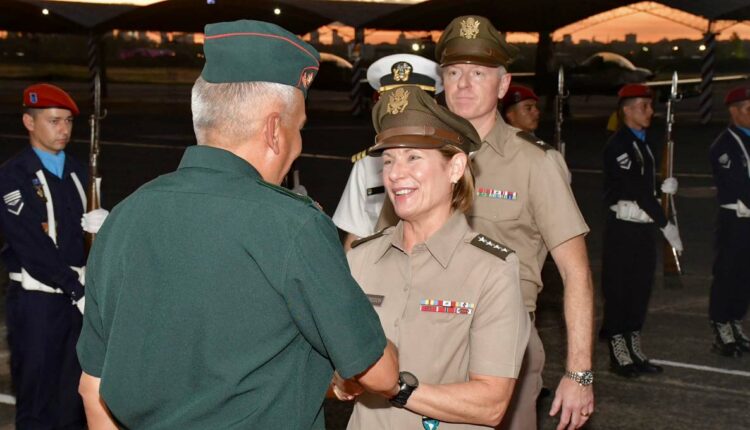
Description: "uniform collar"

(627, 127), (646, 142)
(481, 114), (515, 157)
(731, 124), (750, 139)
(32, 147), (66, 179)
(178, 145), (261, 179)
(376, 211), (470, 268)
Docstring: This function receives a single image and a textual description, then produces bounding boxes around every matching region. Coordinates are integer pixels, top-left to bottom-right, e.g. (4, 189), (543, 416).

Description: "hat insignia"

(391, 61), (412, 82)
(29, 92), (38, 104)
(387, 88), (410, 115)
(302, 71), (315, 89)
(460, 17), (480, 39)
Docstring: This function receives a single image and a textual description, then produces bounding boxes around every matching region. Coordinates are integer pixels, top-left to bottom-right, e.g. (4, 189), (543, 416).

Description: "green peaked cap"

(201, 20), (320, 98)
(435, 15), (519, 67)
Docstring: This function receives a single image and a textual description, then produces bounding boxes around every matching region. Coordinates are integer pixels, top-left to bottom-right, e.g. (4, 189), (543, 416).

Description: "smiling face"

(23, 108), (74, 154)
(382, 147), (464, 225)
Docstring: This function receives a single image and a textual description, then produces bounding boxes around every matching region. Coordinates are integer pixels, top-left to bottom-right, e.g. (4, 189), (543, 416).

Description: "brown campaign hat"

(435, 15), (518, 67)
(369, 86), (481, 155)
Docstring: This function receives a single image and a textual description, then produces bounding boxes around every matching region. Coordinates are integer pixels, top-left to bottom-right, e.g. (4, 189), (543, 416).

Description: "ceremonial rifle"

(553, 66), (567, 158)
(661, 71), (682, 276)
(85, 72), (106, 252)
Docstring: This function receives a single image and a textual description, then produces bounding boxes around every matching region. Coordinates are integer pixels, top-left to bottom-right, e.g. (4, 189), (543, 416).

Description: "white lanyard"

(727, 129), (750, 178)
(34, 171), (87, 247)
(630, 140), (656, 191)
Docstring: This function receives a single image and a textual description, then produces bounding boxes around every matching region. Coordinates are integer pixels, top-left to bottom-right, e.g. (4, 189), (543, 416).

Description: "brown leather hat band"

(376, 125), (464, 147)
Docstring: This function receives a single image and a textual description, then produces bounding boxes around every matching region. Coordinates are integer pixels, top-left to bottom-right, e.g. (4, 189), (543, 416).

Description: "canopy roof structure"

(2, 0), (85, 33)
(96, 0), (330, 34)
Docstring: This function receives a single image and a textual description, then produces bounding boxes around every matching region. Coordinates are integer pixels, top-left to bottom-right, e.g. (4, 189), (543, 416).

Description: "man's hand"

(331, 371), (364, 401)
(549, 376), (594, 430)
(660, 177), (678, 195)
(660, 222), (683, 253)
(81, 208), (109, 234)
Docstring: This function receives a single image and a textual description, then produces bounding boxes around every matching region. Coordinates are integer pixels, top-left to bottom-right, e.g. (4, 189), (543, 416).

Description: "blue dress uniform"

(601, 126), (666, 376)
(0, 145), (87, 428)
(708, 125), (750, 355)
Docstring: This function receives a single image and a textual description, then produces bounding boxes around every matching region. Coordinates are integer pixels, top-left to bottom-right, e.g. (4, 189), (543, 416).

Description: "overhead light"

(672, 45), (679, 51)
(207, 0), (216, 4)
(42, 8), (49, 15)
(642, 46), (649, 52)
(274, 7), (281, 15)
(411, 43), (420, 52)
(699, 44), (706, 51)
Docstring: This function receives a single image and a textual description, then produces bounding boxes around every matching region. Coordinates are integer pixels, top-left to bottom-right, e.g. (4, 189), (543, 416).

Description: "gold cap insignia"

(391, 61), (413, 82)
(387, 87), (410, 115)
(460, 17), (480, 39)
(301, 71), (315, 88)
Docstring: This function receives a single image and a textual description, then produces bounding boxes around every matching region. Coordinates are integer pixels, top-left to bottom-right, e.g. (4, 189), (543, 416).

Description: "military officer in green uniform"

(76, 20), (399, 429)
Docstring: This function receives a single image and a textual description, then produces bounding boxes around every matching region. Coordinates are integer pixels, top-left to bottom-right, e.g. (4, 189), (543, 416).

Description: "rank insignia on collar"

(391, 61), (412, 82)
(719, 153), (731, 169)
(3, 190), (24, 215)
(387, 87), (410, 115)
(460, 17), (480, 39)
(471, 234), (514, 260)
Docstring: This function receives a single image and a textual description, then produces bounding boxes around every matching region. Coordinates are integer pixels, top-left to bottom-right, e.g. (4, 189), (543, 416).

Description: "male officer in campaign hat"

(707, 86), (750, 357)
(378, 15), (596, 429)
(0, 83), (107, 429)
(77, 20), (399, 429)
(601, 84), (682, 377)
(501, 85), (540, 134)
(333, 53), (442, 250)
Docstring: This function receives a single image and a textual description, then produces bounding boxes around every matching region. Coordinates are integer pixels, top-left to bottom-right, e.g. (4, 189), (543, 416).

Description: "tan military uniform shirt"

(346, 212), (530, 430)
(469, 117), (589, 311)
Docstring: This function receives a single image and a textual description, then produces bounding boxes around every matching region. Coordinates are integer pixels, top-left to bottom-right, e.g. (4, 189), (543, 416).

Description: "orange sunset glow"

(45, 0), (750, 43)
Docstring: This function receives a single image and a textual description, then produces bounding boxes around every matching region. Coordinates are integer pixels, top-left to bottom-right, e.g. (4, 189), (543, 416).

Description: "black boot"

(609, 334), (639, 378)
(730, 320), (750, 352)
(626, 331), (663, 374)
(712, 321), (742, 358)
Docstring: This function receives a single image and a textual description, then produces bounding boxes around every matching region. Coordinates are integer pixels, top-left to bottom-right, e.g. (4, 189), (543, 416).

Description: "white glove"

(76, 297), (85, 315)
(81, 208), (109, 234)
(661, 177), (678, 194)
(661, 222), (683, 253)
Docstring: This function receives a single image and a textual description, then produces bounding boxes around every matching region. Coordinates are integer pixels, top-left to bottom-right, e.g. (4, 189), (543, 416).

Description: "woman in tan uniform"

(335, 86), (530, 429)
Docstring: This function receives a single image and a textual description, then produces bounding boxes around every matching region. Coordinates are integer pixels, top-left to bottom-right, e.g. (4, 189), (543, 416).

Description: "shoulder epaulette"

(470, 234), (514, 261)
(351, 149), (369, 163)
(351, 229), (387, 249)
(256, 179), (313, 204)
(516, 131), (553, 152)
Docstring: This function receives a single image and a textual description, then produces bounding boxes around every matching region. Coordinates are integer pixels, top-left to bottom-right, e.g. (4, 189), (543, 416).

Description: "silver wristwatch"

(564, 370), (594, 386)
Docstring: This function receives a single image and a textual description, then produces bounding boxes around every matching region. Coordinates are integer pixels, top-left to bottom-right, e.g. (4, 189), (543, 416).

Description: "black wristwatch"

(389, 371), (419, 408)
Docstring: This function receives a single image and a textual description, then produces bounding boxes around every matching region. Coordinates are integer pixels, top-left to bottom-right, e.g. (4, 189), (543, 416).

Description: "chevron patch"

(3, 190), (24, 215)
(617, 153), (631, 170)
(719, 153), (731, 169)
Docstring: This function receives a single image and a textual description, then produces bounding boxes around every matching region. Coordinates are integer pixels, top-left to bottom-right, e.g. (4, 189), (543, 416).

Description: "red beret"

(724, 86), (750, 106)
(502, 85), (538, 111)
(618, 84), (653, 100)
(23, 83), (79, 116)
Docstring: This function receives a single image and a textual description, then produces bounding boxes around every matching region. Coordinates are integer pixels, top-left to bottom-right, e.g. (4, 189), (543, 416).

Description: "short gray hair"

(191, 76), (297, 145)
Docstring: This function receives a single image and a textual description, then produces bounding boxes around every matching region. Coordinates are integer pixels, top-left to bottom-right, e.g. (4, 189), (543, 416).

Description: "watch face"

(400, 371), (418, 387)
(579, 372), (594, 385)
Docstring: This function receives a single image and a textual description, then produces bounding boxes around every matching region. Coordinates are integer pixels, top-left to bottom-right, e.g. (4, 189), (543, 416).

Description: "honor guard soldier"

(707, 86), (750, 357)
(501, 85), (541, 134)
(77, 20), (399, 429)
(376, 15), (596, 429)
(333, 53), (442, 251)
(601, 84), (682, 377)
(0, 83), (107, 429)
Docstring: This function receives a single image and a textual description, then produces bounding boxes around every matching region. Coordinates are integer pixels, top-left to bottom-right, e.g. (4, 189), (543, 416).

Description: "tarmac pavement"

(0, 78), (748, 429)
